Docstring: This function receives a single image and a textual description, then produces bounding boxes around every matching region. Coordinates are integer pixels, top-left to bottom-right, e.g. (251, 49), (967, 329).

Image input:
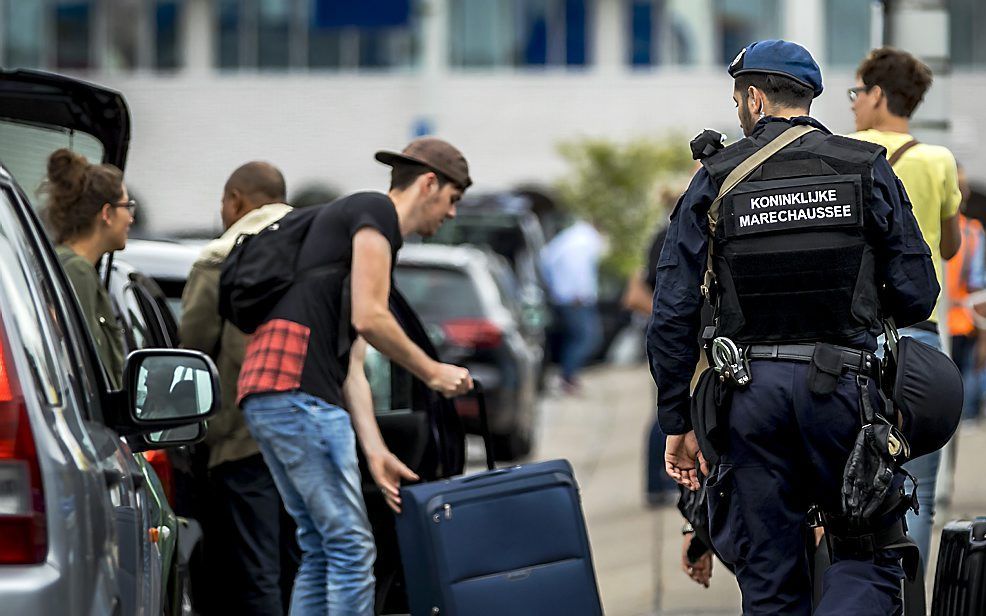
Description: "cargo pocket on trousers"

(707, 464), (748, 566)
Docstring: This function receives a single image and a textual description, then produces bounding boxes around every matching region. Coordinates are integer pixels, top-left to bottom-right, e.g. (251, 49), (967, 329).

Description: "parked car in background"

(118, 239), (204, 320)
(395, 244), (541, 460)
(0, 68), (219, 616)
(106, 255), (208, 614)
(422, 192), (550, 354)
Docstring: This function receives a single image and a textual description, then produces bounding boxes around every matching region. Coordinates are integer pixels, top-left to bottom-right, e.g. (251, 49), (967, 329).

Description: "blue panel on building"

(565, 0), (587, 65)
(630, 1), (652, 66)
(313, 0), (411, 28)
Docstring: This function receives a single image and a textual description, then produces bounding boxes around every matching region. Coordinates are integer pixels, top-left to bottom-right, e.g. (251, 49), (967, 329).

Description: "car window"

(118, 285), (154, 351)
(394, 265), (484, 321)
(424, 214), (526, 269)
(0, 119), (103, 209)
(0, 187), (66, 407)
(484, 255), (520, 307)
(363, 345), (412, 414)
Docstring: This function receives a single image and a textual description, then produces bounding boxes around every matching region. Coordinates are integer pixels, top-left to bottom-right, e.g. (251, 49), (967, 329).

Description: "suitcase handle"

(467, 380), (496, 471)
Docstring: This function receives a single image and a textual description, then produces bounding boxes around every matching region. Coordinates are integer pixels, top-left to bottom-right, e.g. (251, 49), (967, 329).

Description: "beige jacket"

(180, 203), (293, 468)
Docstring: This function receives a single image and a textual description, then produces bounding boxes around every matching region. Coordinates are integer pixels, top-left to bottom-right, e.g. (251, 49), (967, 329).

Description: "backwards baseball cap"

(727, 39), (823, 99)
(375, 137), (472, 190)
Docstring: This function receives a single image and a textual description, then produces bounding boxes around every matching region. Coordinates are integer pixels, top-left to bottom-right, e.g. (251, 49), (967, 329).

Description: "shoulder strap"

(701, 124), (818, 298)
(708, 125), (818, 229)
(887, 139), (919, 167)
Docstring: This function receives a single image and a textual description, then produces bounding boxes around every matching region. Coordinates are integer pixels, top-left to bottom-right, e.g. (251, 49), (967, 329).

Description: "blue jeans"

(242, 391), (376, 616)
(556, 303), (602, 382)
(881, 326), (943, 573)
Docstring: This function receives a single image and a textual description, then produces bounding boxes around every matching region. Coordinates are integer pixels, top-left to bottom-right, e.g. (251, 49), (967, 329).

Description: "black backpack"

(219, 206), (340, 333)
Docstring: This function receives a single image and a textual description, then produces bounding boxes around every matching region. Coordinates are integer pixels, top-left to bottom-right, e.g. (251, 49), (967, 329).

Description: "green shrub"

(555, 136), (694, 278)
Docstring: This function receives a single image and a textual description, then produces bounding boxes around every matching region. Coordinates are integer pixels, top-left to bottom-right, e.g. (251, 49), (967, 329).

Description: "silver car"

(0, 70), (220, 615)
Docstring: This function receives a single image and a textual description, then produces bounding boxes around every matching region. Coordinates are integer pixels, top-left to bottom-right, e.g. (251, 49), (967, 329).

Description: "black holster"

(824, 490), (921, 582)
(691, 367), (732, 468)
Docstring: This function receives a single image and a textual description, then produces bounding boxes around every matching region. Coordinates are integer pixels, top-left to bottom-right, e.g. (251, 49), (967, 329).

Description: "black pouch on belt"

(808, 343), (844, 395)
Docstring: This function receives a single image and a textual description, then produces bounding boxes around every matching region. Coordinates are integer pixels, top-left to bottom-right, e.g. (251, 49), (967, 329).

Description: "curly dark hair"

(41, 148), (124, 244)
(856, 47), (933, 118)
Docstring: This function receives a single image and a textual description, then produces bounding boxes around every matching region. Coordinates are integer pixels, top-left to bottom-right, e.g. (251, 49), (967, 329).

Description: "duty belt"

(745, 343), (879, 378)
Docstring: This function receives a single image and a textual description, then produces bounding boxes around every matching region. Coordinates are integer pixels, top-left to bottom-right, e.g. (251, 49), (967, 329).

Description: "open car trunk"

(0, 69), (130, 208)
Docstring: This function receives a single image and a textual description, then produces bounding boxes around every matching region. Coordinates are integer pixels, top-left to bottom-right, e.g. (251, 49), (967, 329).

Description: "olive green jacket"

(180, 203), (293, 468)
(57, 245), (126, 389)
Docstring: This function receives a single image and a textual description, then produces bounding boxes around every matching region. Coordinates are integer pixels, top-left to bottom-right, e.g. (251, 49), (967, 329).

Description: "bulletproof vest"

(702, 123), (884, 344)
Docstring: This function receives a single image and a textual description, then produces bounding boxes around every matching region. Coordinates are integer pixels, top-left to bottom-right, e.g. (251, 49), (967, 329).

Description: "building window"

(217, 0), (417, 70)
(449, 0), (589, 69)
(259, 0), (291, 69)
(155, 1), (181, 69)
(3, 0), (43, 68)
(55, 0), (92, 69)
(628, 0), (654, 66)
(825, 0), (872, 67)
(106, 0), (141, 71)
(218, 0), (241, 69)
(308, 0), (417, 69)
(714, 0), (780, 66)
(626, 0), (721, 67)
(952, 0), (986, 67)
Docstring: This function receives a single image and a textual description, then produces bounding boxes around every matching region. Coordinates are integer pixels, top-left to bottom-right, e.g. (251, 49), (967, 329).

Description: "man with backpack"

(180, 161), (298, 615)
(235, 138), (474, 615)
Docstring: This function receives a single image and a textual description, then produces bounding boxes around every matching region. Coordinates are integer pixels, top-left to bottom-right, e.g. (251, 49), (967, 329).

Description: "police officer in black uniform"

(647, 40), (938, 614)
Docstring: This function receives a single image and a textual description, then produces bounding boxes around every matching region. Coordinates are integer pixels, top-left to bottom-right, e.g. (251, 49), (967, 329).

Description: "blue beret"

(727, 39), (823, 98)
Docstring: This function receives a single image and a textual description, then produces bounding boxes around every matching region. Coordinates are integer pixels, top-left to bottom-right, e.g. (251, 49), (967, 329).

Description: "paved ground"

(468, 364), (986, 616)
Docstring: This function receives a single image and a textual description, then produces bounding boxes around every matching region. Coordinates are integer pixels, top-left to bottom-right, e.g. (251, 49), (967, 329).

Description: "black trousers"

(203, 453), (300, 616)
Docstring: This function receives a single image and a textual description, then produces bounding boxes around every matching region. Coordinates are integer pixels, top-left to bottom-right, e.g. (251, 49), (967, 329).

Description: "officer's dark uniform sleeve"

(867, 157), (939, 327)
(646, 169), (716, 435)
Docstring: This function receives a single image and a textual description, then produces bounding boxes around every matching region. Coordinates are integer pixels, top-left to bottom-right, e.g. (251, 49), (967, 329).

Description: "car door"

(0, 169), (153, 615)
(360, 288), (466, 614)
(0, 70), (163, 615)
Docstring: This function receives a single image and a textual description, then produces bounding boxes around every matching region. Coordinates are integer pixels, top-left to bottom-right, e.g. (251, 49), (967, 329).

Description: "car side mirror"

(108, 349), (220, 437)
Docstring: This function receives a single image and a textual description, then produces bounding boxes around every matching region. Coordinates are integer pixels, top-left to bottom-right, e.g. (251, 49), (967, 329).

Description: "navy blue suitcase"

(394, 386), (602, 616)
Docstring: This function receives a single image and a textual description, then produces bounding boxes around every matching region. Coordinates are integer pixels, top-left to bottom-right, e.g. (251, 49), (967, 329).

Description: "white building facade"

(2, 0), (985, 235)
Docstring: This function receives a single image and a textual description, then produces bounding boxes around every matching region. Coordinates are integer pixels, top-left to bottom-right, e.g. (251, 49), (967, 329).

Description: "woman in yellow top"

(43, 148), (134, 388)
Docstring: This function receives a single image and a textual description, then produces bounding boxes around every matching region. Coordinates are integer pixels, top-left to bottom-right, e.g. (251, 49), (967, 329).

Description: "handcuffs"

(711, 337), (751, 388)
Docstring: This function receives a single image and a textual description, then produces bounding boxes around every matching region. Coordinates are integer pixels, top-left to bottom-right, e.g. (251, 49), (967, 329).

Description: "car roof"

(397, 243), (491, 269)
(458, 192), (534, 215)
(117, 239), (203, 281)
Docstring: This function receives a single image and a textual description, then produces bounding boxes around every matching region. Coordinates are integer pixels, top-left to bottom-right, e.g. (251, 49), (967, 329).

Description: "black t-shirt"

(269, 191), (403, 407)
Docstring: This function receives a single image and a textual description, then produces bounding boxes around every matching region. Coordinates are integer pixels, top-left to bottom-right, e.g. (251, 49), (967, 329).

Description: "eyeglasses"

(847, 86), (872, 102)
(111, 199), (137, 215)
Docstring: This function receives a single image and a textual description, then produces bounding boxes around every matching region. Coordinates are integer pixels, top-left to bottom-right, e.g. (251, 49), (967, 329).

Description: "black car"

(395, 244), (542, 460)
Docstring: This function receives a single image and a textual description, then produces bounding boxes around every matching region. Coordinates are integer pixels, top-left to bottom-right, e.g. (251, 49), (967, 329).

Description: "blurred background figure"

(540, 217), (605, 394)
(622, 185), (687, 505)
(949, 164), (986, 423)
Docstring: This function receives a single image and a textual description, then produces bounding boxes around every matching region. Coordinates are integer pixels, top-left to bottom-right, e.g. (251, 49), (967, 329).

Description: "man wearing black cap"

(647, 40), (938, 614)
(238, 137), (474, 615)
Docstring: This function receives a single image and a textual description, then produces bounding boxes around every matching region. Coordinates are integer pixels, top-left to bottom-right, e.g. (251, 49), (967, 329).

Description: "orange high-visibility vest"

(947, 215), (983, 337)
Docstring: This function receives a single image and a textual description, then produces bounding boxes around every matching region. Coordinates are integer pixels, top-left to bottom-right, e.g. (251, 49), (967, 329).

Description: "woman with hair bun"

(44, 147), (134, 388)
